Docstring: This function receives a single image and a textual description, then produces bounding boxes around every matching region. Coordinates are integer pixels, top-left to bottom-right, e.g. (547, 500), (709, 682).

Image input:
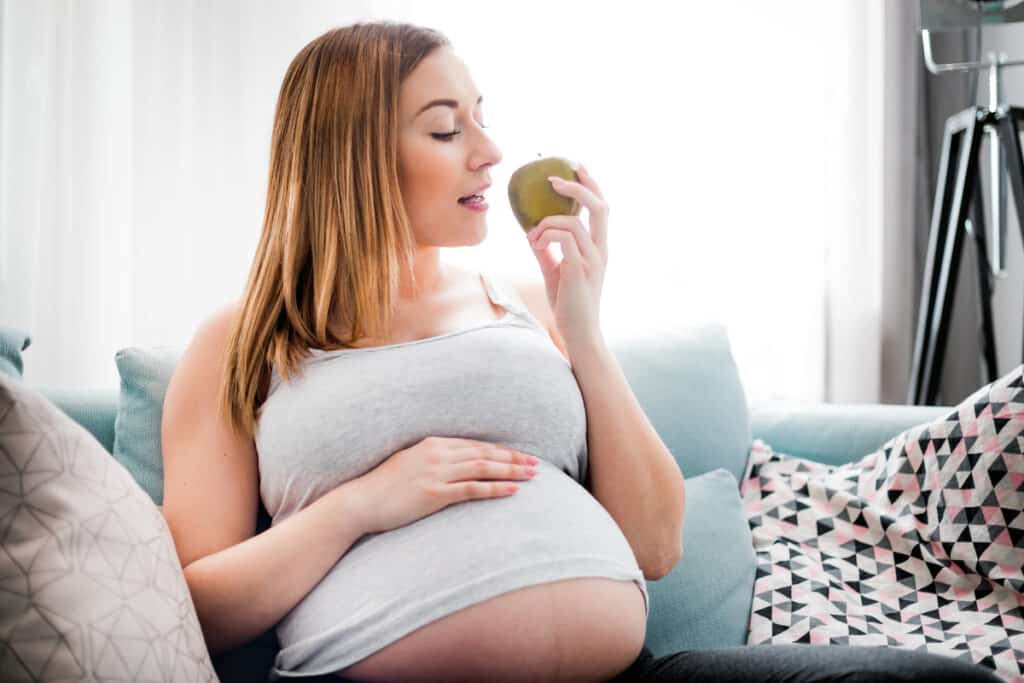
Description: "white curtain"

(1, 0), (903, 405)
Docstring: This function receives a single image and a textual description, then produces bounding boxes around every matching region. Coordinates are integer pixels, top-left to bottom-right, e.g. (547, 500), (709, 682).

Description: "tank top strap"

(479, 271), (542, 329)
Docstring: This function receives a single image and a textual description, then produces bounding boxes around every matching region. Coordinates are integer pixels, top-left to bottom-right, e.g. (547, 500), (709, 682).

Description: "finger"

(574, 163), (604, 202)
(531, 216), (601, 265)
(548, 176), (606, 221)
(447, 440), (535, 464)
(446, 459), (537, 483)
(532, 218), (598, 266)
(547, 177), (608, 259)
(577, 165), (610, 258)
(529, 226), (561, 280)
(533, 228), (586, 269)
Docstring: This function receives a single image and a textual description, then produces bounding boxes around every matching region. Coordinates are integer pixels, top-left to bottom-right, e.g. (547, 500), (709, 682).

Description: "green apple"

(507, 156), (581, 233)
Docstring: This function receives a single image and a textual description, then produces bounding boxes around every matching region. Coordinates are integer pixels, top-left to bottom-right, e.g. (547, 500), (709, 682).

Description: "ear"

(511, 279), (571, 364)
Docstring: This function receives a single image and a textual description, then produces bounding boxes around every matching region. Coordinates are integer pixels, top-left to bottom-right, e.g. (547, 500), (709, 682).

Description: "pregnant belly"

(334, 576), (647, 683)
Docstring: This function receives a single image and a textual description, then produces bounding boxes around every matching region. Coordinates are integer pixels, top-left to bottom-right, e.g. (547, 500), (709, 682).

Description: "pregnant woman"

(160, 20), (1001, 683)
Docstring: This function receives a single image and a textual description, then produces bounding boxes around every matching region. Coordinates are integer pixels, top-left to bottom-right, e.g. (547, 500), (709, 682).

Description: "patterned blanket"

(740, 365), (1024, 682)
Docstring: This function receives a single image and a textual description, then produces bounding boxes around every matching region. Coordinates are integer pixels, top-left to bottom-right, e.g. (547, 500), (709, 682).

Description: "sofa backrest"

(38, 386), (119, 454)
(34, 322), (755, 502)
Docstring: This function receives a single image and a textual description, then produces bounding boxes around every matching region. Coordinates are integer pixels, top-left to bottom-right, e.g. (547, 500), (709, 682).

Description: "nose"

(473, 128), (502, 169)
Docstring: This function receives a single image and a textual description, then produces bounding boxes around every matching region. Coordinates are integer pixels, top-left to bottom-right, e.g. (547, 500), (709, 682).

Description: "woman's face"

(397, 47), (502, 248)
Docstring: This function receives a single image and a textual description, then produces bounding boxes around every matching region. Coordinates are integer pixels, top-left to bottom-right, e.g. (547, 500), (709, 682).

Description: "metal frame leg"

(967, 167), (998, 383)
(909, 107), (985, 405)
(996, 107), (1024, 362)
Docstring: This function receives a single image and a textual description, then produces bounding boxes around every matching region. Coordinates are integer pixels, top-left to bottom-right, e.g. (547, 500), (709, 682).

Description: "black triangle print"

(895, 566), (914, 582)
(853, 540), (873, 554)
(979, 490), (998, 507)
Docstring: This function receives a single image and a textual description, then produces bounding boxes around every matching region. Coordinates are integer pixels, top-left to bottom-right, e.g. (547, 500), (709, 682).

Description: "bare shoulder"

(161, 297), (260, 569)
(499, 273), (570, 364)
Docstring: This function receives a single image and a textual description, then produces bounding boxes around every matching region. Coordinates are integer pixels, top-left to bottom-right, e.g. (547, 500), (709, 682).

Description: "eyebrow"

(415, 95), (483, 119)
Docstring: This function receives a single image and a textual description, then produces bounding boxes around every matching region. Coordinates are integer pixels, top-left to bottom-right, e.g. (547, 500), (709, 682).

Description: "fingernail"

(548, 176), (562, 184)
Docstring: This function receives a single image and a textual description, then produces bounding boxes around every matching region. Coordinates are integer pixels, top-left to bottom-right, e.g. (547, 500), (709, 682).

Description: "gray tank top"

(255, 271), (649, 679)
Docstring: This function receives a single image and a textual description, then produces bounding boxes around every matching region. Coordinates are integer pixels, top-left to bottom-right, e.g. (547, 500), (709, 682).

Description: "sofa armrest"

(748, 400), (953, 468)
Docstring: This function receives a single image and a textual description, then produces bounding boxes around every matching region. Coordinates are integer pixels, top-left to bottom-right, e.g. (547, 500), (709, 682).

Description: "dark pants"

(320, 643), (1005, 682)
(607, 644), (1004, 683)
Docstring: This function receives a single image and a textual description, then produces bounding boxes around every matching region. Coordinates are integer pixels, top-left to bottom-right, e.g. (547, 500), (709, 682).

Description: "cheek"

(408, 152), (458, 197)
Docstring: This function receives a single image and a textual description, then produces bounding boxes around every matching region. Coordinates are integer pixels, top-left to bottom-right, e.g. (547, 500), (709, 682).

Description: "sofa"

(0, 322), (951, 682)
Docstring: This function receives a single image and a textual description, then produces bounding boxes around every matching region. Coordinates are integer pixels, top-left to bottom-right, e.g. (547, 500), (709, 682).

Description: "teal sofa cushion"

(0, 326), (31, 378)
(644, 467), (756, 654)
(608, 322), (752, 483)
(113, 345), (182, 505)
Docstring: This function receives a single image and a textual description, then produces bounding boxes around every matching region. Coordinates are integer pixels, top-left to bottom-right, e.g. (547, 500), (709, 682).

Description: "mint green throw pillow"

(113, 345), (182, 505)
(609, 322), (752, 483)
(644, 467), (756, 654)
(0, 326), (31, 379)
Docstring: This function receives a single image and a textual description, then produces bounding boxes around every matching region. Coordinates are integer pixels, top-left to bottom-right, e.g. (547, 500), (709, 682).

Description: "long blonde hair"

(219, 21), (451, 439)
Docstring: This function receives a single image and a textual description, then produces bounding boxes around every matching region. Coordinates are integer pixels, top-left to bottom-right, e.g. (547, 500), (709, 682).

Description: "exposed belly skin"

(335, 577), (647, 683)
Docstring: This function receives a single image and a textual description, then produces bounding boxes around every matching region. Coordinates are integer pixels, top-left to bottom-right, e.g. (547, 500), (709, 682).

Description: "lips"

(458, 182), (491, 203)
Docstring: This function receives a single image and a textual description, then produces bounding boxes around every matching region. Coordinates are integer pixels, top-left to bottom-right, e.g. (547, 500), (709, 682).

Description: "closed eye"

(432, 124), (489, 141)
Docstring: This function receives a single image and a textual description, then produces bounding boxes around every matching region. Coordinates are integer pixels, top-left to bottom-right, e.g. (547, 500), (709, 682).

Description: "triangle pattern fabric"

(742, 363), (1024, 681)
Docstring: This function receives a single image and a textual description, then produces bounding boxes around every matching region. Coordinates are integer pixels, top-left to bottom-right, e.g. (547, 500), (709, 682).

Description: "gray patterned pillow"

(0, 373), (217, 681)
